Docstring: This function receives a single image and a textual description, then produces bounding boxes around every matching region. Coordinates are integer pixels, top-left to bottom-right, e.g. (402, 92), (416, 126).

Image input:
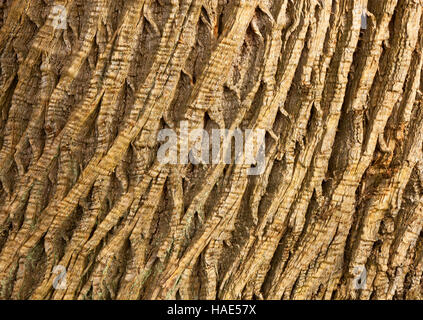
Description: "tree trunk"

(0, 0), (422, 300)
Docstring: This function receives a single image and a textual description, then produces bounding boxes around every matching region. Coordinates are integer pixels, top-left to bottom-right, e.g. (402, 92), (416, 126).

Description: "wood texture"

(0, 0), (422, 300)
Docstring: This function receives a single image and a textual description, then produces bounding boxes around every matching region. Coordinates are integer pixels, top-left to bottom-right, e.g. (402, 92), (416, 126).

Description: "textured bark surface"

(0, 0), (422, 300)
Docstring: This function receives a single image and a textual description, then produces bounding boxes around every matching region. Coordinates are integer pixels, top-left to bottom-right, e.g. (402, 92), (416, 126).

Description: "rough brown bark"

(0, 0), (422, 300)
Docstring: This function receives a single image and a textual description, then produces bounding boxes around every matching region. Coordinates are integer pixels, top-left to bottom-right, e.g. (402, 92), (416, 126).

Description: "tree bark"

(0, 0), (422, 300)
